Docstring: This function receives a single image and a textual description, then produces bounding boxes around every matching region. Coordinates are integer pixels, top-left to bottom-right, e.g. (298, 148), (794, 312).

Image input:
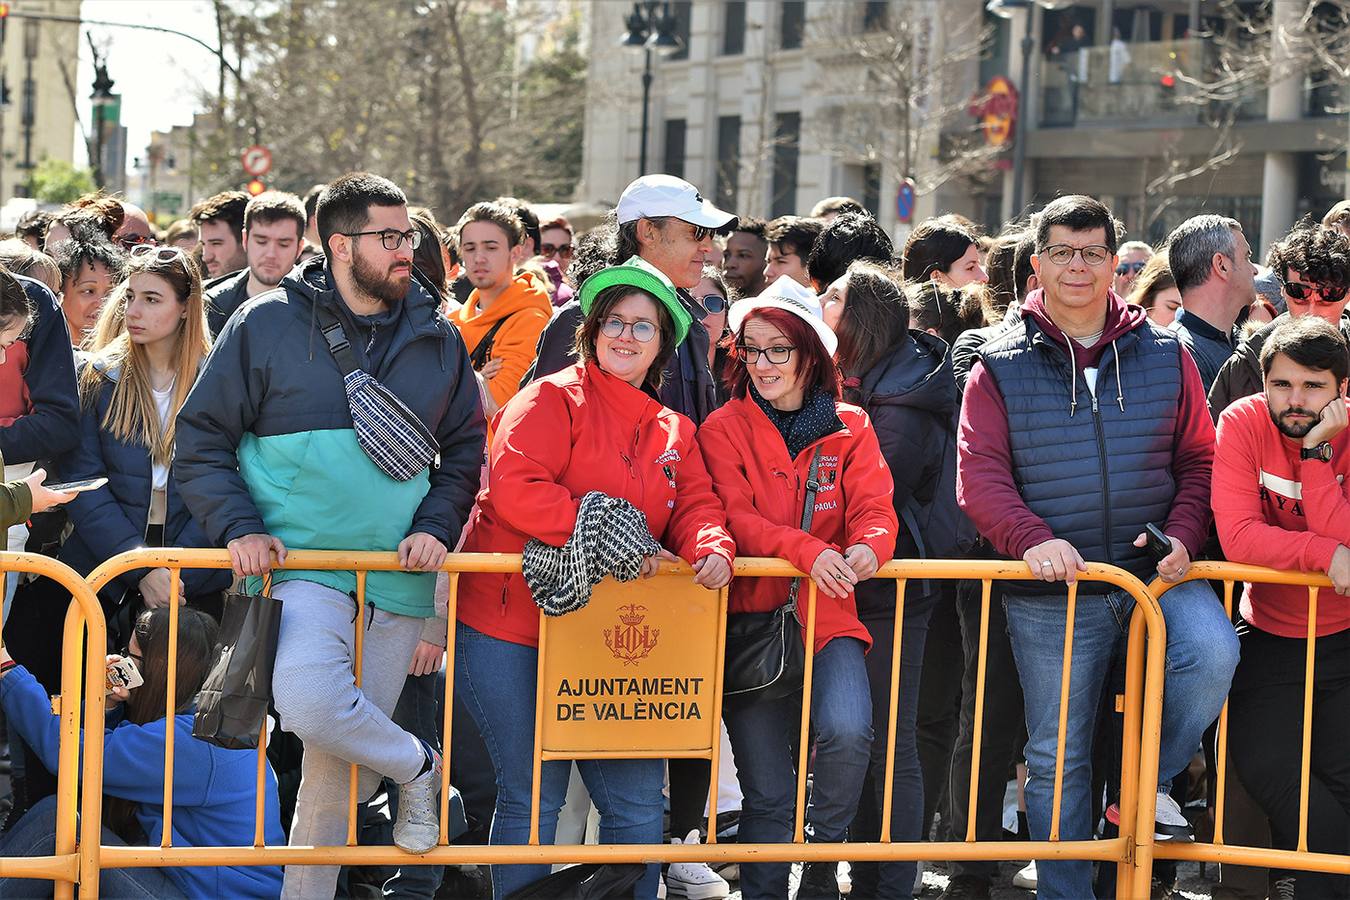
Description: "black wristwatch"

(1301, 441), (1334, 463)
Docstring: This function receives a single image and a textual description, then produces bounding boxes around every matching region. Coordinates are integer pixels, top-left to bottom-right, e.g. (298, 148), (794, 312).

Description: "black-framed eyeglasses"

(699, 294), (728, 315)
(343, 229), (422, 251)
(540, 242), (573, 258)
(600, 316), (658, 343)
(118, 645), (143, 666)
(131, 244), (187, 263)
(1115, 260), (1147, 276)
(737, 344), (796, 365)
(1281, 278), (1343, 305)
(1043, 244), (1112, 267)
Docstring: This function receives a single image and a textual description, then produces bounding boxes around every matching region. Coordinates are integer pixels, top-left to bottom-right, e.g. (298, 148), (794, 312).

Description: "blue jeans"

(454, 623), (663, 900)
(724, 636), (873, 900)
(0, 796), (186, 899)
(1004, 579), (1238, 899)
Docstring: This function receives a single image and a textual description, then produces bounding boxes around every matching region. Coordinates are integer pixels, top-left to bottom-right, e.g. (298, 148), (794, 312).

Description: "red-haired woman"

(697, 276), (898, 900)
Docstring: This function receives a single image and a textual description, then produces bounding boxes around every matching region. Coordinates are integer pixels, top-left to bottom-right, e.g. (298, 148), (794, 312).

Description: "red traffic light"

(0, 3), (11, 18)
(246, 178), (266, 196)
(1160, 74), (1177, 89)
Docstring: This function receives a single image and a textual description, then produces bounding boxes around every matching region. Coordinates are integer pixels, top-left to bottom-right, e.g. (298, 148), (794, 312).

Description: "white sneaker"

(393, 745), (441, 854)
(836, 860), (852, 895)
(1012, 860), (1037, 890)
(666, 829), (730, 899)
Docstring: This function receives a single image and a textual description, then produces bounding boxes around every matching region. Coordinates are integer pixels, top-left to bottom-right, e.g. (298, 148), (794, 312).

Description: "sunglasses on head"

(1115, 260), (1147, 276)
(131, 245), (187, 263)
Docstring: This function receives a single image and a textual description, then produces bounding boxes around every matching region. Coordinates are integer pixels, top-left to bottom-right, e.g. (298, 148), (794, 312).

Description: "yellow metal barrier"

(0, 552), (108, 900)
(69, 550), (1170, 897)
(1150, 562), (1350, 880)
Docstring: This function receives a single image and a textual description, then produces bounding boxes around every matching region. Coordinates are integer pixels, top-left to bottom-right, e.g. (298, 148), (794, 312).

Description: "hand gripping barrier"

(1149, 562), (1350, 882)
(0, 552), (108, 900)
(64, 550), (1169, 897)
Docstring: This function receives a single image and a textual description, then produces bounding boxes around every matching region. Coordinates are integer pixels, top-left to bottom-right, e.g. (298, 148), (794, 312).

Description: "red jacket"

(1213, 393), (1350, 638)
(698, 396), (898, 653)
(457, 362), (735, 647)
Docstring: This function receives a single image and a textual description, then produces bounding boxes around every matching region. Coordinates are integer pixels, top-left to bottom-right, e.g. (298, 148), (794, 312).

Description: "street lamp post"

(620, 2), (683, 177)
(88, 36), (115, 190)
(986, 0), (1073, 216)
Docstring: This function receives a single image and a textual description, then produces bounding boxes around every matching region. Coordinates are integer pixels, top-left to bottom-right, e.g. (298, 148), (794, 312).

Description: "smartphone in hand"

(105, 657), (143, 695)
(1144, 522), (1172, 564)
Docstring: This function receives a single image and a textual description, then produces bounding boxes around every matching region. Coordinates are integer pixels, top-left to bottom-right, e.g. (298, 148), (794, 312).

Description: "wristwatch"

(1301, 441), (1334, 463)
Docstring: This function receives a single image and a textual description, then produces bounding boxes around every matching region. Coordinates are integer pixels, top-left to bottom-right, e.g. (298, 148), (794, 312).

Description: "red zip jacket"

(698, 396), (898, 653)
(457, 362), (735, 647)
(1213, 393), (1350, 638)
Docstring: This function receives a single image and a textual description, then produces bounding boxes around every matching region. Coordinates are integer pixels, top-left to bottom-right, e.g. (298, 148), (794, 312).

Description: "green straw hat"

(577, 256), (692, 346)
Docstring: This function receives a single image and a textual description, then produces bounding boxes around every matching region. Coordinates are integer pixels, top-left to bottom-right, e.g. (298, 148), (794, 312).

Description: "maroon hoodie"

(956, 289), (1215, 562)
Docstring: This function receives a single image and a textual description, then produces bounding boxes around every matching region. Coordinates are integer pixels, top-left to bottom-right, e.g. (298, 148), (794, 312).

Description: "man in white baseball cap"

(525, 174), (738, 426)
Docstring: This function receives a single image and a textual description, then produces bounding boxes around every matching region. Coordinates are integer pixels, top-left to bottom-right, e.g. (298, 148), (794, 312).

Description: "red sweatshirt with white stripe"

(1212, 393), (1350, 637)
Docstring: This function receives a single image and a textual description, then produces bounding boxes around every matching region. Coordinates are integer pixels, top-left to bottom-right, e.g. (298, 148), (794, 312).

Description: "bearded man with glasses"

(956, 195), (1237, 900)
(1210, 222), (1350, 418)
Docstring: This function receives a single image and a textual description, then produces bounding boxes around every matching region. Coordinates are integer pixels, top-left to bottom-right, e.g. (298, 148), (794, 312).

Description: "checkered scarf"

(522, 491), (662, 617)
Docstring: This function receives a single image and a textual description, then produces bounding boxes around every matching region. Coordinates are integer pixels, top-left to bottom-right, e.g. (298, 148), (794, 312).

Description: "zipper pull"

(1092, 396), (1099, 414)
(433, 452), (441, 470)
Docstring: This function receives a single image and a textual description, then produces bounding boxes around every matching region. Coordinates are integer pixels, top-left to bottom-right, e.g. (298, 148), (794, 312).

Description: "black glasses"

(1043, 244), (1112, 267)
(119, 234), (157, 251)
(118, 645), (143, 666)
(343, 229), (422, 251)
(131, 245), (187, 263)
(540, 243), (572, 258)
(737, 344), (796, 365)
(1281, 278), (1343, 305)
(699, 294), (728, 315)
(1115, 260), (1147, 276)
(600, 316), (658, 343)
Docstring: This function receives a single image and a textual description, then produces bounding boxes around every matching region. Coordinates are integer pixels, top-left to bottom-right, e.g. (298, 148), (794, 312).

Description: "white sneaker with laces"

(393, 745), (441, 854)
(665, 829), (729, 899)
(1012, 860), (1037, 890)
(836, 860), (852, 895)
(1153, 791), (1195, 842)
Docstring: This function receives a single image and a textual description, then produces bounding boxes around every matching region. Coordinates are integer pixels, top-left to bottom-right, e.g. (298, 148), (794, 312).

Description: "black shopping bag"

(193, 589), (283, 750)
(503, 864), (647, 899)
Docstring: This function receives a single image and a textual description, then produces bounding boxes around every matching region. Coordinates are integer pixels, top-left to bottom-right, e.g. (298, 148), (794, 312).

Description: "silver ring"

(1040, 560), (1053, 569)
(833, 573), (847, 580)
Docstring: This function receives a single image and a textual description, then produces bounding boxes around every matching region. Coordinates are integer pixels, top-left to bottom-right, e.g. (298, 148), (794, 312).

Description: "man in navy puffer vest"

(955, 196), (1238, 900)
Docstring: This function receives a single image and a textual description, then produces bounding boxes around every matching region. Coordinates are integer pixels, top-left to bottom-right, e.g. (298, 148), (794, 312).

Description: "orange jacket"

(697, 395), (898, 653)
(457, 362), (735, 647)
(452, 272), (552, 409)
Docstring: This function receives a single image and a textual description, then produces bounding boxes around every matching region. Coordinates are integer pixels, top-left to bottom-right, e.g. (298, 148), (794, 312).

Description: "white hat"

(616, 175), (737, 229)
(728, 275), (838, 356)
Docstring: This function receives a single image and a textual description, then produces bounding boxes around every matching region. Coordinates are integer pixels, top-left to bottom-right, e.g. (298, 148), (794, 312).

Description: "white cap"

(616, 175), (737, 229)
(728, 275), (838, 356)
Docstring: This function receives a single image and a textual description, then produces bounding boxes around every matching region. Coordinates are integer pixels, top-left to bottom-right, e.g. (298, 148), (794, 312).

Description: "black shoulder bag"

(722, 447), (823, 707)
(468, 315), (509, 372)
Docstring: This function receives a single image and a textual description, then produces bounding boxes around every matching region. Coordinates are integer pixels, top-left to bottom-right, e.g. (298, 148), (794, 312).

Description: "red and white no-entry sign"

(241, 145), (272, 177)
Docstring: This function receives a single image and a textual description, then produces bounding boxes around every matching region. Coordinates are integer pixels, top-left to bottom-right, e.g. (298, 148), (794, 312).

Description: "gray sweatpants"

(270, 579), (426, 899)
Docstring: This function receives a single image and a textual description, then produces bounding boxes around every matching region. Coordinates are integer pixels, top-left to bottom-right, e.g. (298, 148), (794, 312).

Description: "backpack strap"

(469, 315), (510, 372)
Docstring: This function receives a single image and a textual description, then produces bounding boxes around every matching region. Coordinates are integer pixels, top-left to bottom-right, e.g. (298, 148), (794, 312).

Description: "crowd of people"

(0, 170), (1342, 900)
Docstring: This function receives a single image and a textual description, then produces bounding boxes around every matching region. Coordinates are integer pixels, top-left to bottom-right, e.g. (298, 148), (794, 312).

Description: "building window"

(863, 162), (881, 216)
(863, 0), (888, 31)
(669, 1), (692, 61)
(781, 1), (806, 50)
(722, 1), (746, 55)
(771, 112), (801, 218)
(716, 115), (741, 210)
(663, 119), (687, 179)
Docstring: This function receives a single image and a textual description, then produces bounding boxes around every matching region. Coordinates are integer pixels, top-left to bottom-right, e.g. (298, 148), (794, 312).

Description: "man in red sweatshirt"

(1212, 315), (1350, 898)
(956, 195), (1239, 899)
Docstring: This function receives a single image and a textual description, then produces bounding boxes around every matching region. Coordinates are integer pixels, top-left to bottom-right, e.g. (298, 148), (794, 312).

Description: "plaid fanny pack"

(315, 303), (439, 482)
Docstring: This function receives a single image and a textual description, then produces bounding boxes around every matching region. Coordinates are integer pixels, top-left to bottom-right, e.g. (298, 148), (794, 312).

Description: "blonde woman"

(61, 245), (230, 642)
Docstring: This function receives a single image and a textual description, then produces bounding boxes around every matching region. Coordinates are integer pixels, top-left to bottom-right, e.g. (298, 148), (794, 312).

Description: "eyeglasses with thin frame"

(343, 229), (422, 251)
(1043, 244), (1112, 267)
(1281, 277), (1344, 305)
(600, 316), (658, 343)
(131, 244), (188, 263)
(1115, 260), (1147, 276)
(737, 344), (796, 365)
(540, 243), (573, 258)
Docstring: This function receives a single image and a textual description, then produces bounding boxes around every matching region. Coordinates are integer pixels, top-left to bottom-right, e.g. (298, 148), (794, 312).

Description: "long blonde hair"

(78, 248), (210, 467)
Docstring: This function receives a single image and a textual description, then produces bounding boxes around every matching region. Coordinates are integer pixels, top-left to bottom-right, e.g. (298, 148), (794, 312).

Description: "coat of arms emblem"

(604, 603), (660, 666)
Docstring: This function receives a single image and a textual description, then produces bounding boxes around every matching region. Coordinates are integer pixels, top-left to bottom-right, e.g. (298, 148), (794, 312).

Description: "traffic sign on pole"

(896, 178), (917, 224)
(241, 145), (272, 177)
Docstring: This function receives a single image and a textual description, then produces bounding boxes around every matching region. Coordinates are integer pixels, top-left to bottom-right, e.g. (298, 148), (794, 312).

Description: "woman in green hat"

(455, 257), (735, 900)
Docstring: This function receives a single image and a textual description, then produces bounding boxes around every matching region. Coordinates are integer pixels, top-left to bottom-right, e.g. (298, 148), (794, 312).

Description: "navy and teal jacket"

(0, 664), (284, 898)
(174, 256), (486, 616)
(204, 269), (251, 340)
(58, 359), (231, 607)
(0, 275), (80, 464)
